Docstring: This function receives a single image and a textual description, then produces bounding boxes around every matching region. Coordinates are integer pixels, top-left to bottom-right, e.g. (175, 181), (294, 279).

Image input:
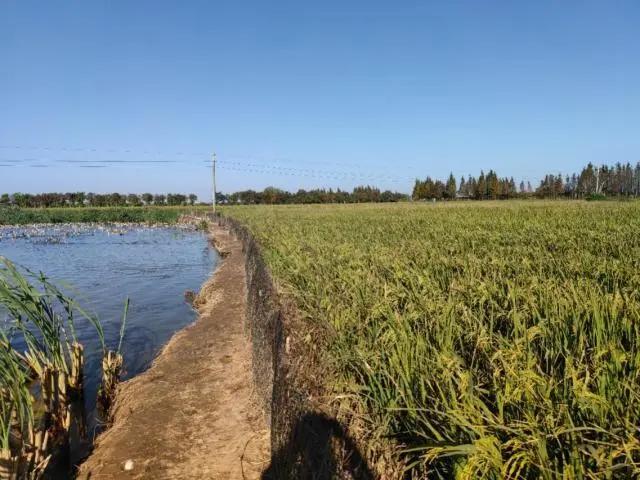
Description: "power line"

(0, 161), (109, 168)
(208, 158), (415, 182)
(0, 144), (386, 170)
(0, 144), (207, 158)
(0, 155), (415, 183)
(0, 158), (181, 167)
(214, 163), (408, 184)
(223, 153), (372, 170)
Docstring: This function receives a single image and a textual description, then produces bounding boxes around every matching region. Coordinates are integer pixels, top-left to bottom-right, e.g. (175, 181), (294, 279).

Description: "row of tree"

(413, 171), (520, 200)
(4, 161), (640, 208)
(0, 192), (198, 208)
(412, 162), (640, 200)
(219, 186), (408, 204)
(0, 186), (408, 208)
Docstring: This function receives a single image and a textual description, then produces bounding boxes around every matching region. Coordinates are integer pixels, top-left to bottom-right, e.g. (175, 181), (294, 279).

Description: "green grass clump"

(0, 206), (213, 225)
(223, 201), (640, 478)
(0, 257), (127, 477)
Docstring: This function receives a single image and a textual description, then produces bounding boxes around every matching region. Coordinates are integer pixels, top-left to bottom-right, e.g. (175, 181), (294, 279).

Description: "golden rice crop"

(223, 201), (640, 479)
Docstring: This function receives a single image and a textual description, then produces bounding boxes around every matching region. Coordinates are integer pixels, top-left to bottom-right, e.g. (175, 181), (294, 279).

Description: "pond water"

(0, 224), (218, 433)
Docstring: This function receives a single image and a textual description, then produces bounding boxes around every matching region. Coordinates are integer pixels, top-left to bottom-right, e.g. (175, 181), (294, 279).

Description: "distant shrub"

(196, 220), (209, 231)
(0, 206), (206, 225)
(586, 193), (608, 201)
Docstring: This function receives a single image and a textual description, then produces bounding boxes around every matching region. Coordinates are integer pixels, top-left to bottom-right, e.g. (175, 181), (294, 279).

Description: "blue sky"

(2, 1), (639, 199)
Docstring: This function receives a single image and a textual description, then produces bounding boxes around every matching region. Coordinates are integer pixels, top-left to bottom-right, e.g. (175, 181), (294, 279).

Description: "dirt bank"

(79, 225), (269, 479)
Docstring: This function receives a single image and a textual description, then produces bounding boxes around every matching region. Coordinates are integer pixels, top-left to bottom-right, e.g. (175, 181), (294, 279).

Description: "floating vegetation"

(0, 222), (200, 244)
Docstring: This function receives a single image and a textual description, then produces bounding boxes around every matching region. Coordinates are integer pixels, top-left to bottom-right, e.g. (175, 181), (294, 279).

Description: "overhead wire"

(0, 144), (394, 171)
(0, 144), (418, 184)
(213, 163), (409, 184)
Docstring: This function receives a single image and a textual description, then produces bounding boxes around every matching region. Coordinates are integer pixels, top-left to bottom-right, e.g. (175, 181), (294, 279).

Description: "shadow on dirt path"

(263, 412), (374, 480)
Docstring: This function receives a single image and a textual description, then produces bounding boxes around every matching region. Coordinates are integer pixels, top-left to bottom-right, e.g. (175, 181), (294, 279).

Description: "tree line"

(0, 192), (199, 208)
(0, 186), (408, 208)
(4, 161), (640, 208)
(412, 161), (640, 200)
(218, 186), (408, 204)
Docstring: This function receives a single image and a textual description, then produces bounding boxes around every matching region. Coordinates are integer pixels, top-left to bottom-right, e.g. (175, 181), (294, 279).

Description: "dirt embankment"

(79, 225), (269, 479)
(220, 216), (376, 479)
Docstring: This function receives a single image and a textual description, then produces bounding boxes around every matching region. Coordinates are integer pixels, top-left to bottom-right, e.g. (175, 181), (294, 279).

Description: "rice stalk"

(226, 202), (640, 478)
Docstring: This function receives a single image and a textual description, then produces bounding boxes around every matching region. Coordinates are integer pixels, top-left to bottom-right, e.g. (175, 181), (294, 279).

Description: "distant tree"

(112, 193), (126, 206)
(0, 193), (9, 205)
(423, 177), (435, 199)
(353, 185), (381, 203)
(412, 179), (425, 200)
(188, 193), (197, 205)
(508, 177), (517, 199)
(458, 176), (466, 196)
(142, 193), (153, 205)
(467, 176), (477, 198)
(477, 171), (486, 200)
(446, 173), (457, 199)
(153, 194), (166, 205)
(127, 193), (141, 206)
(554, 174), (564, 198)
(263, 187), (282, 204)
(433, 180), (445, 200)
(167, 193), (187, 206)
(487, 170), (500, 199)
(578, 163), (597, 196)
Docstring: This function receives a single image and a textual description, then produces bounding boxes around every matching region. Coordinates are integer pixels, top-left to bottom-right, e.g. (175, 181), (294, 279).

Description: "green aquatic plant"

(0, 257), (127, 478)
(98, 297), (129, 423)
(0, 328), (51, 479)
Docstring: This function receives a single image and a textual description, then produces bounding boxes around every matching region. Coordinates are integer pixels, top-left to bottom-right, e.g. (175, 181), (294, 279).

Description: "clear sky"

(2, 1), (639, 199)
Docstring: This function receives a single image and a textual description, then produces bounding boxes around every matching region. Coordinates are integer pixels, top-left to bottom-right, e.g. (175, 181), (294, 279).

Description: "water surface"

(0, 224), (218, 428)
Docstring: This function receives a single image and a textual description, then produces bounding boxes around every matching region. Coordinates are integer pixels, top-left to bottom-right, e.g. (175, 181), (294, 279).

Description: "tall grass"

(0, 206), (212, 225)
(0, 257), (126, 478)
(98, 298), (129, 422)
(225, 201), (640, 478)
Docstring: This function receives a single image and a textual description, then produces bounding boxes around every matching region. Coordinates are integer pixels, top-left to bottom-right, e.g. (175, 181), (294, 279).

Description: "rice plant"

(224, 201), (640, 478)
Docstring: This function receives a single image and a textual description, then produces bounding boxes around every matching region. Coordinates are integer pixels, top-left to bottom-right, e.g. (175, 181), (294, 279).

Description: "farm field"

(224, 201), (640, 478)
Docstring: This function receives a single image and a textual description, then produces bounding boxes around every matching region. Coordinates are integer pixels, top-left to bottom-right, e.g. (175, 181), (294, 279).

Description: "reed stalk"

(98, 298), (129, 423)
(0, 256), (118, 478)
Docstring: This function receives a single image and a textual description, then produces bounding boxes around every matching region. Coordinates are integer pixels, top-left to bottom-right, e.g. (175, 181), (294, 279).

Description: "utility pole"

(211, 152), (217, 215)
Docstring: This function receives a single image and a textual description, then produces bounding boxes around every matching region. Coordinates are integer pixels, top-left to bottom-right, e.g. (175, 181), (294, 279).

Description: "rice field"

(224, 201), (640, 479)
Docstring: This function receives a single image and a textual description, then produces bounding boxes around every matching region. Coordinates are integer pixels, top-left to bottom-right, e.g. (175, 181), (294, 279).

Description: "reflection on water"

(0, 225), (218, 432)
